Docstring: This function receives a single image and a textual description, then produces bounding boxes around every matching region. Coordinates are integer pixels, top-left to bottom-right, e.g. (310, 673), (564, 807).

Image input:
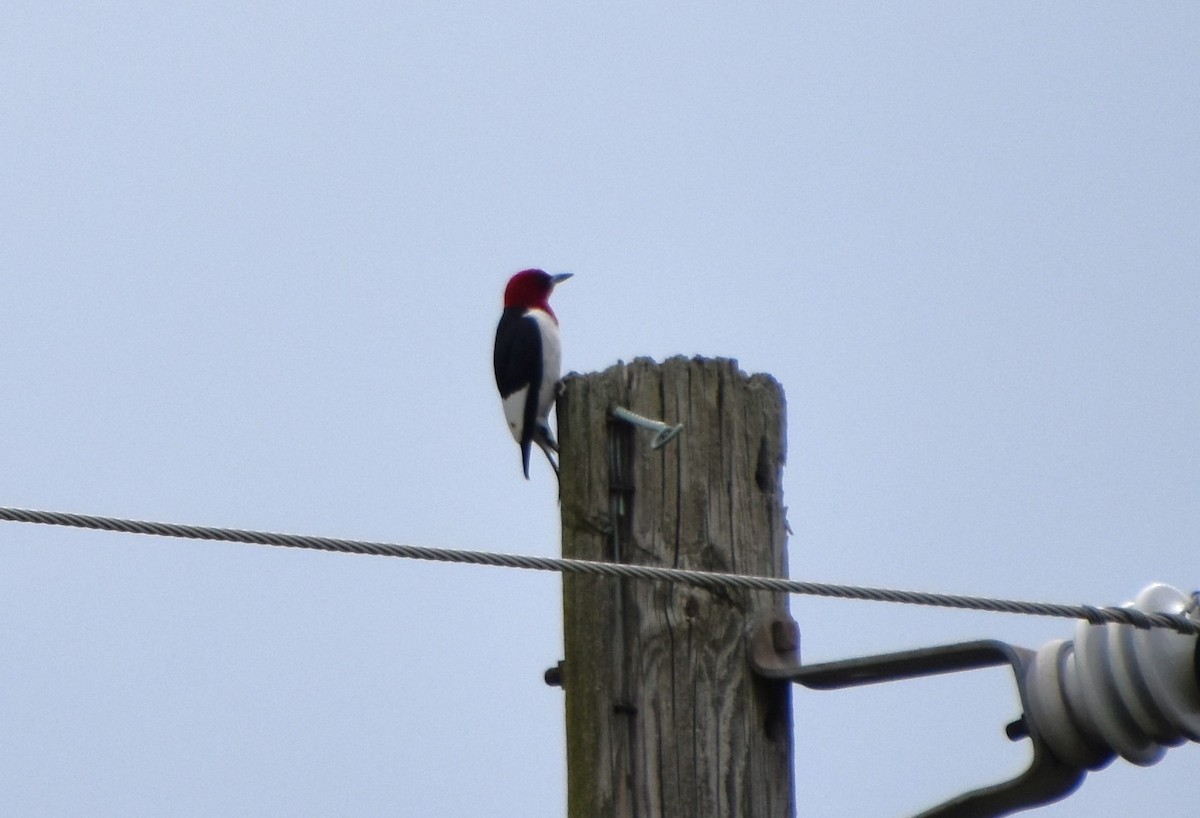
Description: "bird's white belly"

(532, 310), (562, 418)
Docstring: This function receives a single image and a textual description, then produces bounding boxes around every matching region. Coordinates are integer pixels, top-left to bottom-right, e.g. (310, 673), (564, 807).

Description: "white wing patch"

(502, 386), (529, 443)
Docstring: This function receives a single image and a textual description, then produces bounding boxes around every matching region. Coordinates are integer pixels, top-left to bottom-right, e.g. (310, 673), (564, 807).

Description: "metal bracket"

(609, 406), (683, 450)
(749, 613), (1086, 817)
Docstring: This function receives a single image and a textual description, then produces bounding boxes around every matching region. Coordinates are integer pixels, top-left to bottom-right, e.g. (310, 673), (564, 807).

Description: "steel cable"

(1, 505), (1196, 635)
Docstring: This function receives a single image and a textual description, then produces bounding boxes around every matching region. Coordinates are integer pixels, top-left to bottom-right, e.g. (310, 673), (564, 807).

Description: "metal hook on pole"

(610, 406), (684, 450)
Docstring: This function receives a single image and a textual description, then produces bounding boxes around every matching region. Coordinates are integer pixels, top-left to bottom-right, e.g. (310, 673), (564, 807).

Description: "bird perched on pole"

(493, 269), (572, 479)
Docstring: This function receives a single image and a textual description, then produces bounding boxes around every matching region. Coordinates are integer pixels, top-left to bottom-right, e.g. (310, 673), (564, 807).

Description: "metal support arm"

(749, 613), (1086, 817)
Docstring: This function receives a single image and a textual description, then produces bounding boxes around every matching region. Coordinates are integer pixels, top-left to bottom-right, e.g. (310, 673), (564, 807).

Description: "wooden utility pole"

(556, 356), (794, 818)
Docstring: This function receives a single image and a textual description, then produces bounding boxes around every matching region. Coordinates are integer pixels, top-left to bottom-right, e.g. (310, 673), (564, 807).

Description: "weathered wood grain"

(559, 356), (793, 818)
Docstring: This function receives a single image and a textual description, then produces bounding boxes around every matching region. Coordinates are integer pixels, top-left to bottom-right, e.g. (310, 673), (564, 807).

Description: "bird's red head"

(503, 269), (572, 319)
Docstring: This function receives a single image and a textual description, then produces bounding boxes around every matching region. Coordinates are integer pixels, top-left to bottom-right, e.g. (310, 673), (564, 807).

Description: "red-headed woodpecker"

(493, 269), (572, 479)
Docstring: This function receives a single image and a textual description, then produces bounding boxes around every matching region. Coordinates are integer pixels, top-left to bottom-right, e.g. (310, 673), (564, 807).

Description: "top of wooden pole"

(556, 355), (793, 818)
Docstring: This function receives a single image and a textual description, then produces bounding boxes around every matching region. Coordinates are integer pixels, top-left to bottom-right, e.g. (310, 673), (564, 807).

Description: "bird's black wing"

(493, 307), (544, 478)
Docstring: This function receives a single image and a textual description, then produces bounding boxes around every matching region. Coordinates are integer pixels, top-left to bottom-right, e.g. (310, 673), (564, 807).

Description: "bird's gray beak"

(551, 273), (573, 286)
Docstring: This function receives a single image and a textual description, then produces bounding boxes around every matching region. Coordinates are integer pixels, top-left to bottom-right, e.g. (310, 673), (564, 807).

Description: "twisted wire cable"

(1, 506), (1196, 635)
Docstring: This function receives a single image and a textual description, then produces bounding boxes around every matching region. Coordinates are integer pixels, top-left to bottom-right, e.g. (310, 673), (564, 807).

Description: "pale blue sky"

(2, 3), (1197, 815)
